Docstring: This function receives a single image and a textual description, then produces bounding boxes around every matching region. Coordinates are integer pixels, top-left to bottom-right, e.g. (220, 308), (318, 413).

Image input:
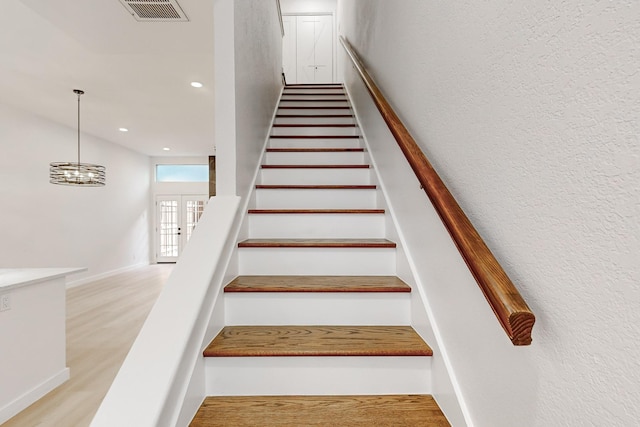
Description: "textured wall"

(214, 0), (282, 198)
(339, 1), (640, 426)
(233, 0), (283, 198)
(0, 103), (151, 282)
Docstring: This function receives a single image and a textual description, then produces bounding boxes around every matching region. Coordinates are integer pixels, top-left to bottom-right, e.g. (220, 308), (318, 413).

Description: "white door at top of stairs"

(282, 15), (334, 84)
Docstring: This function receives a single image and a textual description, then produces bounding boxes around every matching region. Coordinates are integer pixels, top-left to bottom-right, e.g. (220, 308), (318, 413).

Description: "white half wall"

(338, 1), (640, 426)
(0, 103), (151, 283)
(214, 0), (283, 199)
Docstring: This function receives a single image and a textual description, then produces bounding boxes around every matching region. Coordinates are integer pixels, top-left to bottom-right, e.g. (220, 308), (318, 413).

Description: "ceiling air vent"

(119, 0), (189, 22)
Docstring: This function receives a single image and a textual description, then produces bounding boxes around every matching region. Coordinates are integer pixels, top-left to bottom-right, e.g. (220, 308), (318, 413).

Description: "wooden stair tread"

(266, 148), (363, 152)
(272, 124), (356, 127)
(276, 114), (353, 118)
(281, 92), (347, 96)
(248, 209), (384, 214)
(280, 100), (348, 103)
(278, 106), (351, 110)
(285, 84), (344, 87)
(270, 135), (359, 139)
(238, 239), (396, 248)
(190, 395), (450, 427)
(203, 326), (432, 357)
(224, 276), (411, 293)
(256, 185), (376, 190)
(261, 164), (369, 169)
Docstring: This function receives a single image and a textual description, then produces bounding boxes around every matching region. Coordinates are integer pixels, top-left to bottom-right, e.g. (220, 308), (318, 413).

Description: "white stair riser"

(205, 357), (431, 396)
(277, 108), (351, 115)
(274, 117), (355, 125)
(264, 152), (365, 165)
(268, 138), (362, 149)
(284, 89), (345, 95)
(260, 168), (371, 185)
(271, 126), (357, 136)
(247, 214), (385, 239)
(255, 189), (377, 209)
(225, 293), (410, 325)
(238, 247), (396, 275)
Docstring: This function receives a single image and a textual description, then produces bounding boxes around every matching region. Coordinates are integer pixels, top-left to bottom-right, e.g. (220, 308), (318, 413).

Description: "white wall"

(0, 103), (151, 284)
(214, 0), (283, 199)
(338, 1), (640, 426)
(280, 0), (337, 14)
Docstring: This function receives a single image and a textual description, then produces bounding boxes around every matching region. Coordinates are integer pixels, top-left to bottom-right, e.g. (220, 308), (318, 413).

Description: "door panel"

(296, 16), (317, 84)
(157, 198), (180, 262)
(282, 16), (297, 84)
(294, 15), (333, 84)
(184, 197), (207, 241)
(313, 15), (334, 83)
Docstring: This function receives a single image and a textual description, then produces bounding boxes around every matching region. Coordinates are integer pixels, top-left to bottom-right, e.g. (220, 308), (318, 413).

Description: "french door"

(156, 195), (208, 263)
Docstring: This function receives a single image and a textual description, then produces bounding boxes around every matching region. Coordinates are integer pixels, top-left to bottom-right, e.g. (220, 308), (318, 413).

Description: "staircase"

(190, 84), (450, 426)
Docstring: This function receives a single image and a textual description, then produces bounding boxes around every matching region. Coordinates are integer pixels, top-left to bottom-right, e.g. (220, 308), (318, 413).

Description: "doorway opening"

(155, 195), (208, 263)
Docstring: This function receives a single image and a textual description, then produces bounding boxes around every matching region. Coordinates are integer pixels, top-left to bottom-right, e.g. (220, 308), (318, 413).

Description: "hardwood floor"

(2, 264), (172, 427)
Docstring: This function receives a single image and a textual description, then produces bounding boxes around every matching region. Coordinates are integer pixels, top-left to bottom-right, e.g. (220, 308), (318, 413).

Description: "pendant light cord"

(77, 91), (81, 166)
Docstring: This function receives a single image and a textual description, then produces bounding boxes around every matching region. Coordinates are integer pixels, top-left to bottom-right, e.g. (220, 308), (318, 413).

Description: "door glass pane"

(185, 200), (206, 241)
(159, 200), (179, 257)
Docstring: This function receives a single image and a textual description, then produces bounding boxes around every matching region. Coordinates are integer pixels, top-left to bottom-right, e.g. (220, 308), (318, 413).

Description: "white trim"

(66, 262), (150, 288)
(0, 368), (69, 425)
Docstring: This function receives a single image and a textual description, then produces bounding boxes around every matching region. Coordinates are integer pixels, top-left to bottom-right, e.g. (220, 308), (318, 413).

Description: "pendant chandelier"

(50, 89), (106, 186)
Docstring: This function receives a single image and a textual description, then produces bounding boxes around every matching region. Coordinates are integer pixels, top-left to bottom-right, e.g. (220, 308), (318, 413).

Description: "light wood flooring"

(2, 264), (172, 427)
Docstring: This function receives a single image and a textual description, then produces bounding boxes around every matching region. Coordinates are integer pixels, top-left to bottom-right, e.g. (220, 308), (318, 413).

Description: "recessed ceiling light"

(190, 81), (203, 88)
(119, 127), (129, 132)
(163, 147), (171, 151)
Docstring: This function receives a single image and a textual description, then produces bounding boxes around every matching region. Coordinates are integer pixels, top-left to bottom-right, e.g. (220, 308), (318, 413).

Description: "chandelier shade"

(50, 89), (106, 187)
(49, 162), (106, 186)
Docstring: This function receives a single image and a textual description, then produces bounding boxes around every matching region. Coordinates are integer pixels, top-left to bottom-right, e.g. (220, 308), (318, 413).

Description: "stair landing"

(190, 395), (450, 427)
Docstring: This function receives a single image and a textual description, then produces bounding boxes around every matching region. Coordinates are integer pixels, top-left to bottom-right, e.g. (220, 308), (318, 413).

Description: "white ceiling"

(1, 0), (215, 157)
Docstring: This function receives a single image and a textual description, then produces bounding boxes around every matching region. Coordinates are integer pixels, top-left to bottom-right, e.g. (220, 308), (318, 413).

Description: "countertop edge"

(0, 268), (87, 291)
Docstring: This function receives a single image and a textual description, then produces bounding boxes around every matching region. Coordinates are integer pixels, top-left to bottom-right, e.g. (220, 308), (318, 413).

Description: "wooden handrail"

(340, 36), (535, 345)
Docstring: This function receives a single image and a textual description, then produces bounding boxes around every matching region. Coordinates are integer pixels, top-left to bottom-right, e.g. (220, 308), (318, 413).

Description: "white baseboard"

(66, 262), (151, 288)
(0, 367), (70, 424)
